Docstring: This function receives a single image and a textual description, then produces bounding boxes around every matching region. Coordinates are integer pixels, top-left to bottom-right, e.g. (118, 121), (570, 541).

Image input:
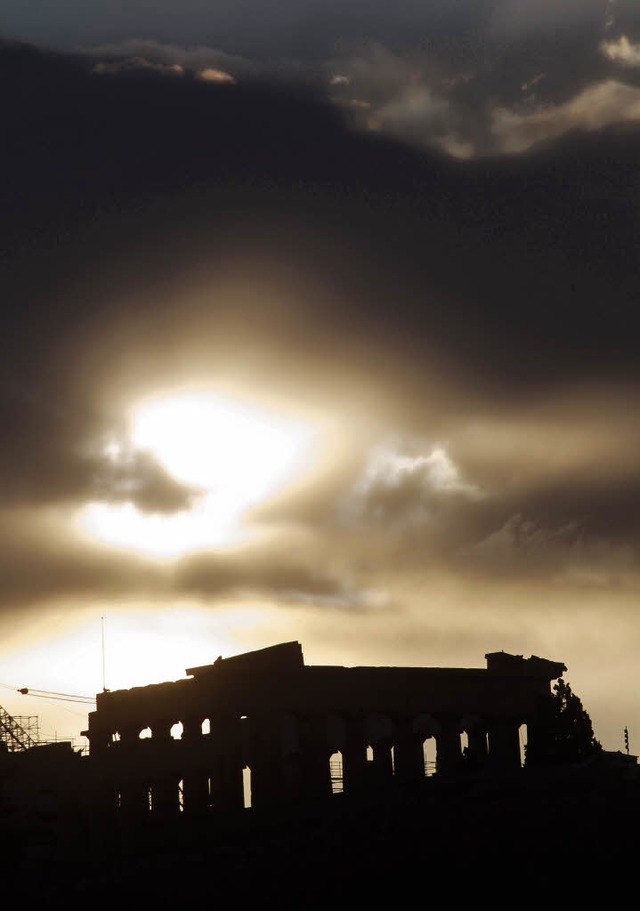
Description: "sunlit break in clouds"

(79, 390), (316, 558)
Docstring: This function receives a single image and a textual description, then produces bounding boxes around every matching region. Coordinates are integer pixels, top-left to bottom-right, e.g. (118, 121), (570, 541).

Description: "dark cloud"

(2, 38), (640, 513)
(91, 446), (200, 513)
(2, 1), (633, 65)
(0, 2), (497, 60)
(175, 545), (369, 609)
(489, 0), (607, 38)
(0, 511), (169, 612)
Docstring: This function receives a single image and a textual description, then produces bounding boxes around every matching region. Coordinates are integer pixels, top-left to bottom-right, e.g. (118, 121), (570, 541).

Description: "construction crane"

(0, 704), (39, 752)
(0, 683), (95, 752)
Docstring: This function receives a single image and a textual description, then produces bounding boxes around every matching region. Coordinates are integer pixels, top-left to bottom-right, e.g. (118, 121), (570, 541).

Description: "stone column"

(181, 715), (209, 815)
(487, 718), (522, 772)
(210, 712), (245, 812)
(435, 720), (462, 775)
(370, 738), (394, 786)
(246, 712), (289, 809)
(462, 715), (489, 771)
(83, 720), (115, 812)
(298, 714), (333, 801)
(117, 723), (148, 817)
(149, 718), (179, 815)
(466, 728), (489, 766)
(393, 715), (426, 785)
(84, 716), (110, 758)
(341, 715), (369, 796)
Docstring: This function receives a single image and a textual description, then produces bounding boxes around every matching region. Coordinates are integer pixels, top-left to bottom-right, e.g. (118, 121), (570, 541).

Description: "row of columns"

(91, 711), (525, 817)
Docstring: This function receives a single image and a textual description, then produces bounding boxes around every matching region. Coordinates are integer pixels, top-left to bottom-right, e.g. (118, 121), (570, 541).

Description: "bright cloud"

(343, 439), (482, 530)
(491, 79), (640, 154)
(601, 34), (640, 66)
(86, 39), (257, 80)
(198, 68), (236, 84)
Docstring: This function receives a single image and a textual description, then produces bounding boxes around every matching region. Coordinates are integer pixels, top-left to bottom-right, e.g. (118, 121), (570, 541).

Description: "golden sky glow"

(78, 389), (317, 558)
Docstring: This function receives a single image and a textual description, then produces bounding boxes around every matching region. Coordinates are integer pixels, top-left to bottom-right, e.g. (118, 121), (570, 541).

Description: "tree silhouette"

(526, 678), (602, 767)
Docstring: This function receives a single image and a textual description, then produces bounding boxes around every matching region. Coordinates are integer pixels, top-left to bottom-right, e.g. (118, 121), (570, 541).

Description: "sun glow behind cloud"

(79, 390), (316, 558)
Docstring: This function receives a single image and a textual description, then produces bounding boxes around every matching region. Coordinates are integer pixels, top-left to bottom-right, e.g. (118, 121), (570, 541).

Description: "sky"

(1, 1), (640, 753)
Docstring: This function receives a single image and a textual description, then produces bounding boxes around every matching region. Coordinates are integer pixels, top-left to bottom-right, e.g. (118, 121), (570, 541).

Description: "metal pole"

(101, 616), (106, 692)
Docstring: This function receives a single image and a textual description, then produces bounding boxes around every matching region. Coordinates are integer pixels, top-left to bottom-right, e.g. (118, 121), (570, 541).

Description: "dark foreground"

(2, 765), (638, 904)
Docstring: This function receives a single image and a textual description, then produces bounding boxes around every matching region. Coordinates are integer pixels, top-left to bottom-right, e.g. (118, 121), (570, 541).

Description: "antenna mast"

(101, 616), (106, 692)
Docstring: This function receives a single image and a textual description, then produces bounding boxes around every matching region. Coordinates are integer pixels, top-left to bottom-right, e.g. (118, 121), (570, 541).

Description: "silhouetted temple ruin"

(84, 641), (568, 816)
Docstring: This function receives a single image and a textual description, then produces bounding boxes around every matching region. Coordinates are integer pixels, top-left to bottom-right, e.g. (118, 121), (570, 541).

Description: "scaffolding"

(0, 704), (39, 752)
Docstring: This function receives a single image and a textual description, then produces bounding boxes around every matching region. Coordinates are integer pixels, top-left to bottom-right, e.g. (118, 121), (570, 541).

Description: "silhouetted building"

(4, 643), (640, 898)
(84, 641), (568, 818)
